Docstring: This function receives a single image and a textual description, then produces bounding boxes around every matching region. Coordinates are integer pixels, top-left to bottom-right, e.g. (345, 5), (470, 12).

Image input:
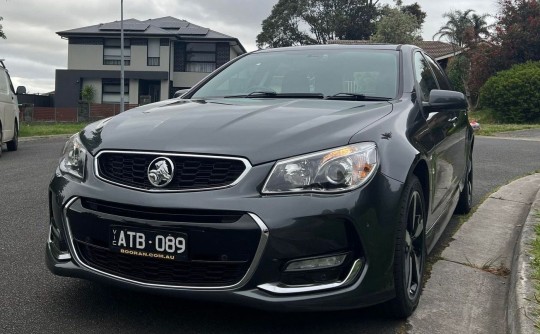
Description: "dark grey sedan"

(46, 44), (473, 318)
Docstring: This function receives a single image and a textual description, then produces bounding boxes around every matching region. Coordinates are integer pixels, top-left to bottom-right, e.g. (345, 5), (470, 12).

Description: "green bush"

(479, 61), (540, 123)
(81, 85), (96, 104)
(446, 55), (469, 95)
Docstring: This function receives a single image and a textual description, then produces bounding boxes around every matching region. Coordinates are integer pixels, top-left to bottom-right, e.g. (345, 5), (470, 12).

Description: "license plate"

(109, 226), (188, 261)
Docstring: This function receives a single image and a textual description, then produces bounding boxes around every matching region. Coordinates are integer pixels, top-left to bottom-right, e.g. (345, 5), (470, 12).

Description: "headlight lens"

(59, 134), (87, 180)
(262, 143), (378, 194)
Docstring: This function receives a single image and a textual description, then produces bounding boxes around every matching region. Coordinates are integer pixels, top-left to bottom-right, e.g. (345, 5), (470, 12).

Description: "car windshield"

(191, 49), (399, 100)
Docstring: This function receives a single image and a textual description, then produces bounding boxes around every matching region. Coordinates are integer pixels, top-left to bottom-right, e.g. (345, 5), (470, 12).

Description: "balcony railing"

(147, 57), (160, 66)
(103, 59), (131, 66)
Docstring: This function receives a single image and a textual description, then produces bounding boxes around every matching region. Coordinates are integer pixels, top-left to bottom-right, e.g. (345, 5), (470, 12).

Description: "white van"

(0, 59), (23, 157)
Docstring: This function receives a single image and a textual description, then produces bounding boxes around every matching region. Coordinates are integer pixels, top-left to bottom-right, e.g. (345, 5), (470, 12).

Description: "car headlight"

(262, 143), (378, 194)
(59, 134), (87, 180)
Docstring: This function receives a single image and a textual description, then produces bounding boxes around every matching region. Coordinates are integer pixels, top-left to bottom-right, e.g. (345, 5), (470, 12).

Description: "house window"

(102, 79), (129, 103)
(147, 39), (160, 66)
(186, 43), (216, 73)
(103, 39), (131, 66)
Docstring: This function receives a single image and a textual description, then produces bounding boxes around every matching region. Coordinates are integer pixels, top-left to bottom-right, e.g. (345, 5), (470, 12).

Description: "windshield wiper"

(224, 92), (324, 99)
(324, 93), (392, 101)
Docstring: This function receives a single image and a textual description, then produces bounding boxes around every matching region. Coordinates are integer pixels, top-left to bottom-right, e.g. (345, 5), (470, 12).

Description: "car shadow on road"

(53, 279), (405, 333)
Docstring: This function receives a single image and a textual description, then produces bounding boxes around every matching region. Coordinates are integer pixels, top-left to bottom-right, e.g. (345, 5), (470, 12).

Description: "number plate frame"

(109, 225), (188, 261)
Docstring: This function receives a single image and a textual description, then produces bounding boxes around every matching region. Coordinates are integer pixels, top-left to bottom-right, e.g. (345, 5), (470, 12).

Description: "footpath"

(408, 129), (540, 334)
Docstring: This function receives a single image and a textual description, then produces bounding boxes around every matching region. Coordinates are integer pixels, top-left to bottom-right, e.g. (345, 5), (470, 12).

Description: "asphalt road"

(0, 135), (539, 334)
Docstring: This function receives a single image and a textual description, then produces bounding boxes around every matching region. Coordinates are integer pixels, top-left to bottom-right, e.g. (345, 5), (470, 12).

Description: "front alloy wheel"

(388, 176), (426, 318)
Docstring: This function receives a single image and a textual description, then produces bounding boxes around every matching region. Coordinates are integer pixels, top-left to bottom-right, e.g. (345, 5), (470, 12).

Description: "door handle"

(448, 117), (458, 122)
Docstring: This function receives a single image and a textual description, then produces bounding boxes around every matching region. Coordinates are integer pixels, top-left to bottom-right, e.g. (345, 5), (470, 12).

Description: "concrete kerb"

(508, 181), (540, 334)
(408, 174), (540, 334)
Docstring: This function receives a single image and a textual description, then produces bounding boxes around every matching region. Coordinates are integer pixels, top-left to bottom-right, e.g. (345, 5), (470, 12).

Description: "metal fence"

(19, 104), (139, 123)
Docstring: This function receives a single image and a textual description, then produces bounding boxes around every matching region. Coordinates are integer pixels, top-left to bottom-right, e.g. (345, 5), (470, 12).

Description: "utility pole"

(120, 0), (125, 112)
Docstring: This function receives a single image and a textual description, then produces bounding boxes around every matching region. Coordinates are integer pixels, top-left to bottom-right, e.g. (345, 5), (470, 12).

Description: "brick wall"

(89, 104), (138, 119)
(31, 107), (78, 122)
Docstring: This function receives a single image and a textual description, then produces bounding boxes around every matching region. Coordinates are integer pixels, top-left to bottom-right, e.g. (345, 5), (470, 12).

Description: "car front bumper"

(46, 161), (404, 311)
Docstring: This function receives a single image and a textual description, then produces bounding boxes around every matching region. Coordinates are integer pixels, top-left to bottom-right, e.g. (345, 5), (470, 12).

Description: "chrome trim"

(257, 258), (363, 294)
(94, 150), (252, 193)
(63, 197), (269, 291)
(47, 226), (72, 261)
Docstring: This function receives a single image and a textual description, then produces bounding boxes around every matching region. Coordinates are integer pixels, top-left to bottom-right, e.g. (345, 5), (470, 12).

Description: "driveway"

(0, 134), (539, 334)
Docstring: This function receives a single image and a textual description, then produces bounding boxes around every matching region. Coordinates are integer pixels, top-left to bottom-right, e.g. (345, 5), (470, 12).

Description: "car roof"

(253, 44), (419, 54)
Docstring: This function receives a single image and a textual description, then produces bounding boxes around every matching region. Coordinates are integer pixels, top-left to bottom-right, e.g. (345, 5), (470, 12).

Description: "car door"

(425, 55), (468, 187)
(0, 68), (15, 142)
(413, 52), (458, 228)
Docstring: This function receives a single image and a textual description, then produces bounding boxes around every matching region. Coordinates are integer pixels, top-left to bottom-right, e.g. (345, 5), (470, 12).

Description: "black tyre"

(388, 176), (426, 318)
(455, 157), (473, 214)
(6, 123), (18, 151)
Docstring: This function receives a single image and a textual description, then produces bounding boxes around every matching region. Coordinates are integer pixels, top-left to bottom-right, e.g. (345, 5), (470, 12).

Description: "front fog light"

(285, 254), (348, 272)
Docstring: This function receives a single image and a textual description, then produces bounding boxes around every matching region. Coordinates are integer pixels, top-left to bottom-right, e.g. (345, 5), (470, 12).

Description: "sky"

(0, 0), (499, 94)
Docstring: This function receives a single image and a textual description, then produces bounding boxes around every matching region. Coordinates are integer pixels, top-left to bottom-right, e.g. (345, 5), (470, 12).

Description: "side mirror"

(16, 86), (26, 95)
(426, 90), (467, 110)
(173, 89), (190, 99)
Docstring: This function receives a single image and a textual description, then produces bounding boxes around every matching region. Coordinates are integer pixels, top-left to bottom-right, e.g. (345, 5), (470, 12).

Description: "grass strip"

(19, 122), (89, 138)
(529, 211), (540, 331)
(476, 124), (540, 137)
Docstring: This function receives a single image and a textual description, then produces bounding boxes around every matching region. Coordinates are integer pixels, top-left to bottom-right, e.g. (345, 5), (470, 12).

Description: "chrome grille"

(96, 151), (249, 191)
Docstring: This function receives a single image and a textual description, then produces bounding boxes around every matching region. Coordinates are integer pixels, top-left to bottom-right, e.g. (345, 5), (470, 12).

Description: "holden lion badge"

(147, 157), (174, 187)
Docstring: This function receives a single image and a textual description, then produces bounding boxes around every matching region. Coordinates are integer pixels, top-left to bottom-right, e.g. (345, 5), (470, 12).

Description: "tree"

(81, 85), (96, 104)
(256, 0), (381, 48)
(371, 1), (423, 44)
(433, 9), (491, 107)
(401, 2), (426, 27)
(256, 0), (314, 48)
(433, 9), (488, 48)
(495, 0), (540, 65)
(468, 0), (540, 108)
(0, 17), (6, 39)
(446, 54), (470, 94)
(467, 13), (491, 44)
(336, 0), (381, 40)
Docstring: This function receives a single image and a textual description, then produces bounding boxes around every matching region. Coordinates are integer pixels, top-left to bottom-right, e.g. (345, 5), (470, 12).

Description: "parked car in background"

(0, 59), (23, 157)
(46, 44), (474, 318)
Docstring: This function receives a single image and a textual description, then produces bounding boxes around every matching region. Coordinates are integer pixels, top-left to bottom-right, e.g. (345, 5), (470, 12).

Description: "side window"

(0, 70), (9, 95)
(413, 52), (438, 101)
(6, 72), (15, 94)
(425, 55), (451, 90)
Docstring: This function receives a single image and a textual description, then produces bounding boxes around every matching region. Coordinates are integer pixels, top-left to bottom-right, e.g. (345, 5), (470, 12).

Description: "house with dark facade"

(55, 17), (246, 108)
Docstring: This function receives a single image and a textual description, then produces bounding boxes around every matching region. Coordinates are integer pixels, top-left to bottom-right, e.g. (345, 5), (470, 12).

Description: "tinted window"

(425, 55), (451, 90)
(192, 50), (399, 99)
(413, 52), (438, 101)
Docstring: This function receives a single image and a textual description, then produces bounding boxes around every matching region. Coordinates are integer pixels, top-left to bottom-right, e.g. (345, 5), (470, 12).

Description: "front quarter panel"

(350, 97), (425, 184)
